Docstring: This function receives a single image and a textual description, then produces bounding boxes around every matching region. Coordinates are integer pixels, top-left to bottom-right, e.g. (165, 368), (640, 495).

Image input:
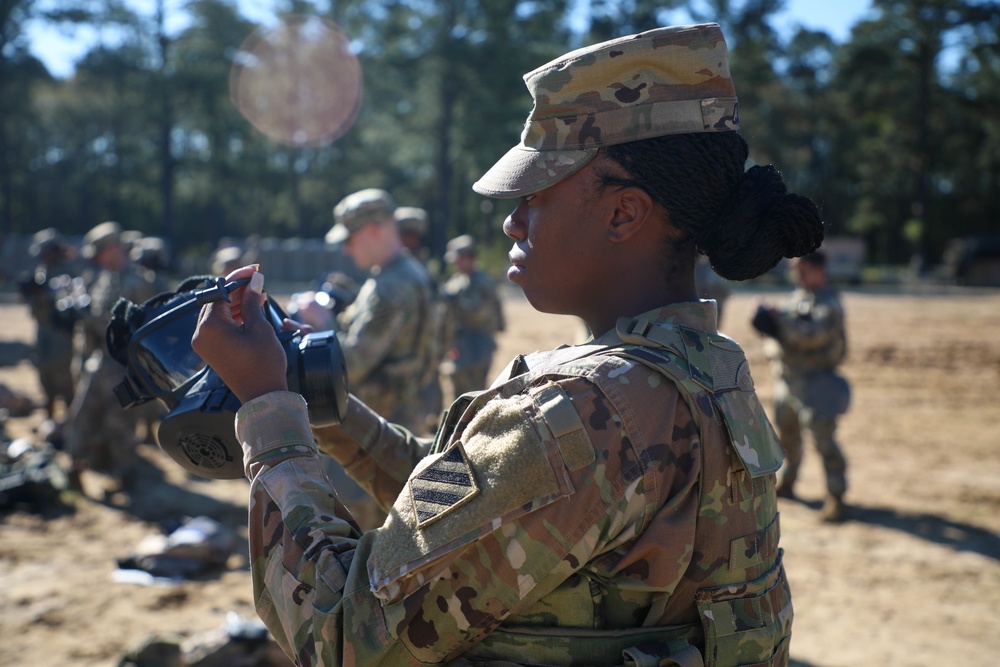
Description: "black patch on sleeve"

(408, 442), (479, 527)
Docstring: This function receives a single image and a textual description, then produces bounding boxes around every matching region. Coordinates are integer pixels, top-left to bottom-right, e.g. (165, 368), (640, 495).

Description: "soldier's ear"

(606, 186), (654, 245)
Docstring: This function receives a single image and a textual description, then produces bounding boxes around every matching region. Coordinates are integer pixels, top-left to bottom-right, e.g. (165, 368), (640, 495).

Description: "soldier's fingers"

(238, 272), (268, 330)
(192, 299), (238, 361)
(229, 270), (266, 324)
(223, 264), (259, 324)
(282, 317), (313, 335)
(224, 264), (259, 282)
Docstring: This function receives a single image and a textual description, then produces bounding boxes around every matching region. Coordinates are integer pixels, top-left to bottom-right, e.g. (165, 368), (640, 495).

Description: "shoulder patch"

(408, 441), (479, 527)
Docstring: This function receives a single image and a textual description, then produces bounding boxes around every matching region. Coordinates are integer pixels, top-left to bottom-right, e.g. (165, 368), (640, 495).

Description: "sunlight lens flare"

(229, 15), (363, 147)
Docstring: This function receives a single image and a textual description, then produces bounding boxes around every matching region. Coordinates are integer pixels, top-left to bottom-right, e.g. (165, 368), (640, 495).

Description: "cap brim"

(472, 145), (599, 199)
(325, 224), (351, 245)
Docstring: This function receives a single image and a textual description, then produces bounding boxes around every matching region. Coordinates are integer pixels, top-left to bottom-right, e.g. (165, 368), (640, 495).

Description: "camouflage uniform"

(65, 222), (157, 487)
(30, 283), (78, 418)
(395, 206), (448, 434)
(764, 285), (850, 503)
(441, 237), (506, 397)
(336, 252), (437, 434)
(229, 25), (792, 667)
(328, 191), (440, 436)
(395, 205), (432, 266)
(234, 301), (791, 667)
(22, 229), (79, 417)
(130, 235), (172, 293)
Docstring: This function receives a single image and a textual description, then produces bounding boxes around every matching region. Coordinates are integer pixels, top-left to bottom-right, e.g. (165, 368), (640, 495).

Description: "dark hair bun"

(703, 164), (823, 281)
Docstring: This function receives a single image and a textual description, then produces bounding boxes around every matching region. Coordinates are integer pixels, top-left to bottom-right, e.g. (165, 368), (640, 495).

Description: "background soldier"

(65, 221), (157, 494)
(328, 189), (439, 435)
(130, 235), (172, 292)
(21, 228), (80, 421)
(440, 234), (505, 400)
(210, 245), (246, 278)
(314, 190), (439, 530)
(395, 205), (449, 431)
(753, 250), (851, 522)
(127, 235), (171, 441)
(394, 205), (431, 265)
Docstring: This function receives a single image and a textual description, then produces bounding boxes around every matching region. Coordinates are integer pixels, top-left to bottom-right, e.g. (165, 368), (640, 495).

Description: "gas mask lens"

(124, 277), (288, 399)
(128, 303), (209, 397)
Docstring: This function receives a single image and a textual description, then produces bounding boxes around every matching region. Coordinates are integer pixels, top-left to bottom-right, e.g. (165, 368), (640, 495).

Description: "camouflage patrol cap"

(131, 236), (170, 269)
(30, 228), (72, 258)
(445, 234), (476, 263)
(326, 188), (396, 244)
(119, 229), (144, 251)
(211, 246), (244, 276)
(473, 23), (739, 199)
(82, 221), (122, 259)
(394, 207), (429, 237)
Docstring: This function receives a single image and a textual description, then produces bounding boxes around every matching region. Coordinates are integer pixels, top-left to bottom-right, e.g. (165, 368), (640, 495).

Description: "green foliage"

(1, 0), (999, 270)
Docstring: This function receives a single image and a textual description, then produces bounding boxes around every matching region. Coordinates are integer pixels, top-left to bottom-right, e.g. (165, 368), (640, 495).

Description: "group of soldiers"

(283, 188), (505, 529)
(16, 191), (506, 513)
(284, 187), (505, 443)
(15, 201), (848, 525)
(19, 223), (166, 493)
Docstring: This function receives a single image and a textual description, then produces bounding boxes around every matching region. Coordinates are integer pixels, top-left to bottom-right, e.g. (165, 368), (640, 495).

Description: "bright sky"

(26, 0), (874, 80)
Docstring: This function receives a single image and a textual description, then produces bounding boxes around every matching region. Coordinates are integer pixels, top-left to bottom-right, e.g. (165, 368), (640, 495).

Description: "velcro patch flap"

(368, 394), (572, 603)
(529, 382), (595, 471)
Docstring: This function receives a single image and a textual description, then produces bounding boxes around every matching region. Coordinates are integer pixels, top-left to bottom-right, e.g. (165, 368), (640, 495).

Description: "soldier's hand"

(750, 302), (782, 340)
(192, 265), (288, 404)
(282, 317), (314, 335)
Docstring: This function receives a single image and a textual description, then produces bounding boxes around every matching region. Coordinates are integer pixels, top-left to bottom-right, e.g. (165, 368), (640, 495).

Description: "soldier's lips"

(507, 252), (526, 281)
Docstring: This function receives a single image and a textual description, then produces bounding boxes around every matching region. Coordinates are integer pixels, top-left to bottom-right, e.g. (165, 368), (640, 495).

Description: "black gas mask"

(106, 275), (348, 480)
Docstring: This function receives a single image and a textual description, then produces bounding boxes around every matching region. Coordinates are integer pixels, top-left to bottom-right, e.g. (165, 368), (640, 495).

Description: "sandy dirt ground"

(1, 285), (999, 667)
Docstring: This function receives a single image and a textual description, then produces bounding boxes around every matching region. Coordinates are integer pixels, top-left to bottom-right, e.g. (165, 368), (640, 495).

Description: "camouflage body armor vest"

(432, 315), (793, 667)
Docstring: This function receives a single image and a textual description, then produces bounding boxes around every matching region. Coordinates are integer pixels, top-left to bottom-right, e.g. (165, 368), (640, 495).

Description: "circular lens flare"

(230, 15), (363, 147)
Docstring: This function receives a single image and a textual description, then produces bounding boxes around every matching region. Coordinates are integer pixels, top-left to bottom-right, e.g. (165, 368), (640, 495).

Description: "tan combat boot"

(820, 494), (847, 523)
(775, 480), (796, 500)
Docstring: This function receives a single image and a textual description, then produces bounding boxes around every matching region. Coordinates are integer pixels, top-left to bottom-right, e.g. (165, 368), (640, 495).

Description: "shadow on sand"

(783, 495), (1000, 562)
(0, 340), (33, 368)
(789, 659), (820, 667)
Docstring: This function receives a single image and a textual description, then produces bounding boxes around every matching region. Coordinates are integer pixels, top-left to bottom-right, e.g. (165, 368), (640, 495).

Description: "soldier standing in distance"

(130, 236), (173, 293)
(311, 192), (439, 530)
(65, 221), (157, 493)
(22, 229), (79, 421)
(440, 234), (505, 400)
(211, 245), (246, 278)
(753, 251), (851, 522)
(193, 24), (823, 667)
(395, 205), (449, 433)
(327, 189), (438, 435)
(128, 235), (171, 442)
(395, 205), (432, 264)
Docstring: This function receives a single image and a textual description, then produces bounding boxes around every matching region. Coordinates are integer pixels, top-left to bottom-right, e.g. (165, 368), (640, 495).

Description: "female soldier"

(193, 23), (822, 667)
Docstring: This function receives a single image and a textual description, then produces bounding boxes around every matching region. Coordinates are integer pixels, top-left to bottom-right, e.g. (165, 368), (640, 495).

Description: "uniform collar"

(590, 300), (719, 346)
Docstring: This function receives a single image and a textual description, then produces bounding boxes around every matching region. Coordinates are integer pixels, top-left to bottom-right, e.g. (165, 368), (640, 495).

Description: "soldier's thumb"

(241, 271), (267, 328)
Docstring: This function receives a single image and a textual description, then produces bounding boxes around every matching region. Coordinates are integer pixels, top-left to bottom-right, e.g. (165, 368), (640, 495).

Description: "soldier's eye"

(522, 194), (536, 204)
